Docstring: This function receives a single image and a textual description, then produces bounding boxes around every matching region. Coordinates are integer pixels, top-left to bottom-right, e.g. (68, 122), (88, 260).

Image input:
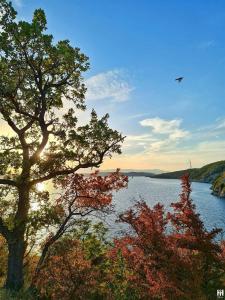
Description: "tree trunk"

(5, 186), (29, 291)
(5, 237), (26, 291)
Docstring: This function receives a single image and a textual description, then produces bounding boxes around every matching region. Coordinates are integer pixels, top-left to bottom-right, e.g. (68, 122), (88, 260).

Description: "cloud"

(216, 119), (225, 130)
(102, 139), (225, 172)
(85, 69), (134, 102)
(121, 117), (189, 155)
(193, 118), (225, 140)
(169, 129), (189, 140)
(124, 134), (156, 148)
(139, 117), (189, 152)
(140, 118), (183, 134)
(102, 117), (225, 171)
(126, 113), (150, 120)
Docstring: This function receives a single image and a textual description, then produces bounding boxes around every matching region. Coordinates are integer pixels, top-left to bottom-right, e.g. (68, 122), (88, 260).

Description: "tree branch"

(0, 178), (17, 187)
(30, 137), (124, 186)
(30, 129), (49, 165)
(0, 217), (10, 239)
(30, 159), (104, 186)
(3, 113), (21, 135)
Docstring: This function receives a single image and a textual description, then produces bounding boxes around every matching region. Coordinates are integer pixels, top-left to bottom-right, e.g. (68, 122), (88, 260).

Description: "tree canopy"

(0, 0), (124, 290)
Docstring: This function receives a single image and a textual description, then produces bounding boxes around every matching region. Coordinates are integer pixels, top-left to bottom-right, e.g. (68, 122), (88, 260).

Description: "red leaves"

(111, 174), (225, 299)
(36, 239), (99, 300)
(168, 174), (222, 253)
(34, 173), (225, 299)
(58, 169), (128, 214)
(111, 202), (184, 299)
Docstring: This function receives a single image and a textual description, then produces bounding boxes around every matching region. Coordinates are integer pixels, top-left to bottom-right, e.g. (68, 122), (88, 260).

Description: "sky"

(10, 0), (225, 171)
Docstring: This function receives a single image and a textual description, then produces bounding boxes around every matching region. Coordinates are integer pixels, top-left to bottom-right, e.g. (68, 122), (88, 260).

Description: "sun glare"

(36, 182), (45, 192)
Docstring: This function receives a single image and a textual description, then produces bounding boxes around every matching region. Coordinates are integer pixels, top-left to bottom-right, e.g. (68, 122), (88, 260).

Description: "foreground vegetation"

(0, 175), (224, 299)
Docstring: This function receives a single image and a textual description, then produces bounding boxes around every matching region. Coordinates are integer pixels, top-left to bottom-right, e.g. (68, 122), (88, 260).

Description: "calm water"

(105, 177), (225, 236)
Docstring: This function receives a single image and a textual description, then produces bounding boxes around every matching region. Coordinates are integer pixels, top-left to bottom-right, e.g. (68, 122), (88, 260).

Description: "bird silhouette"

(175, 77), (184, 83)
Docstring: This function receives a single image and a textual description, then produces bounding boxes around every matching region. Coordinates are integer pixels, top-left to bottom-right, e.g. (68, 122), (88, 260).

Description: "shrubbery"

(29, 175), (225, 299)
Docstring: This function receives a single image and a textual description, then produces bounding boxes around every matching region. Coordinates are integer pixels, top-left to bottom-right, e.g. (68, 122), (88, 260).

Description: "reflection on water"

(106, 177), (225, 236)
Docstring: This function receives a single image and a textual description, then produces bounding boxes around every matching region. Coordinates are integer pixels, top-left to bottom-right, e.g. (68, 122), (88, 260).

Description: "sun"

(36, 182), (45, 192)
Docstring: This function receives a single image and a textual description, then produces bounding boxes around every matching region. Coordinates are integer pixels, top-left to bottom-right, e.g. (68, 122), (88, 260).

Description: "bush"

(0, 289), (35, 300)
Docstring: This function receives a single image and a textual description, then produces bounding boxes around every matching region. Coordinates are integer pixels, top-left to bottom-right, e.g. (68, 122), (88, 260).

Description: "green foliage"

(0, 0), (124, 186)
(73, 222), (137, 299)
(106, 250), (138, 300)
(212, 171), (225, 197)
(0, 0), (125, 290)
(0, 0), (88, 178)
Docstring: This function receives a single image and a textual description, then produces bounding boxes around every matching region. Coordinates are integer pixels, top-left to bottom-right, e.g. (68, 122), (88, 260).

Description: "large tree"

(0, 1), (124, 291)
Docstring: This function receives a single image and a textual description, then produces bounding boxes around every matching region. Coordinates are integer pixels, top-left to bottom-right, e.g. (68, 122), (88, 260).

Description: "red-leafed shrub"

(110, 175), (225, 299)
(34, 174), (225, 300)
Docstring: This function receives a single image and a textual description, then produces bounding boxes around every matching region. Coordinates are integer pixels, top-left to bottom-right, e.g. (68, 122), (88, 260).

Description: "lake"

(105, 177), (225, 237)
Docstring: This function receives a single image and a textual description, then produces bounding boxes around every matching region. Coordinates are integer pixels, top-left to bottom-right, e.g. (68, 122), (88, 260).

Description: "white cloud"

(140, 118), (182, 134)
(125, 134), (155, 143)
(194, 118), (225, 140)
(85, 69), (134, 102)
(126, 113), (150, 120)
(102, 117), (225, 171)
(139, 117), (189, 152)
(149, 140), (169, 151)
(216, 119), (225, 130)
(124, 134), (156, 150)
(169, 129), (189, 140)
(121, 118), (189, 155)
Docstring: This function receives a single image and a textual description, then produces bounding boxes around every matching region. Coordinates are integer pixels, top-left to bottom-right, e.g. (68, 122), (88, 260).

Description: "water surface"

(107, 177), (225, 236)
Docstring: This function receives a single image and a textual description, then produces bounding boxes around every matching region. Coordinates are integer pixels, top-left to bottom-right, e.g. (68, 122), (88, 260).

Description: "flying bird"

(175, 77), (184, 83)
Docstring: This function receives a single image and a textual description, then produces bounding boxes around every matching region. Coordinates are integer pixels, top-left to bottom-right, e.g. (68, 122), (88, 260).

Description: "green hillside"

(152, 161), (225, 183)
(211, 172), (225, 197)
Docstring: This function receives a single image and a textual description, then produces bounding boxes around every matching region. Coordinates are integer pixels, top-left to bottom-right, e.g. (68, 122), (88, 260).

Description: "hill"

(101, 169), (165, 175)
(151, 161), (225, 184)
(100, 171), (155, 177)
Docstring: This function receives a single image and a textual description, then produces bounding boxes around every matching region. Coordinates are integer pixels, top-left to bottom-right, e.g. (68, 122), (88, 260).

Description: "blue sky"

(12, 0), (225, 170)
